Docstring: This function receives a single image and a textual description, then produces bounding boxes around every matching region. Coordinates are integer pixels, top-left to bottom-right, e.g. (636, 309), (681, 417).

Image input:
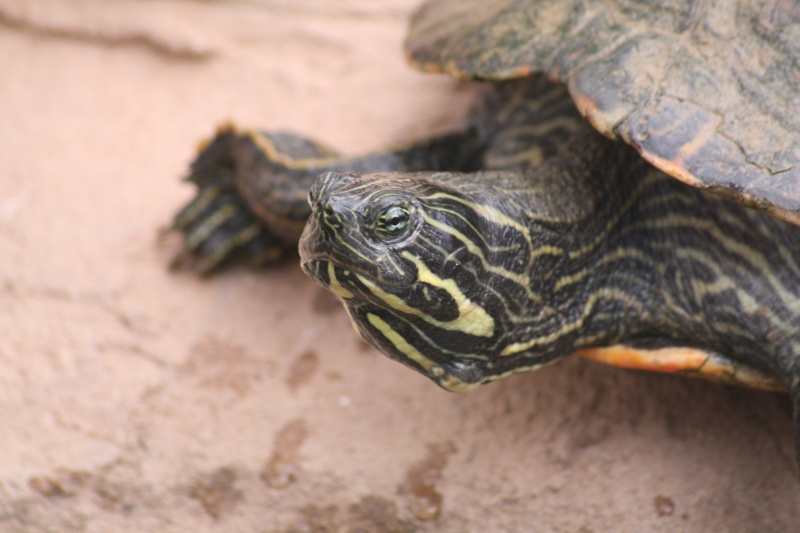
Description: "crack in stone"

(0, 5), (213, 60)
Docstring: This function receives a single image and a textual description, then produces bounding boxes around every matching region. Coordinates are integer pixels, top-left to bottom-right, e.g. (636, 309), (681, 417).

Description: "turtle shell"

(406, 0), (800, 224)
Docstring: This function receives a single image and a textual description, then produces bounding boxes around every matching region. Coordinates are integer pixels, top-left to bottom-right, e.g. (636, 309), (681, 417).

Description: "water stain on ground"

(27, 468), (137, 515)
(399, 441), (457, 521)
(28, 470), (91, 499)
(181, 336), (274, 396)
(188, 466), (243, 520)
(289, 495), (417, 533)
(654, 494), (676, 517)
(286, 350), (320, 392)
(262, 418), (310, 489)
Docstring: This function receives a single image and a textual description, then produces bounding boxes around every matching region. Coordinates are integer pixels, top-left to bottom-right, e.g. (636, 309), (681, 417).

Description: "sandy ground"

(1, 1), (798, 531)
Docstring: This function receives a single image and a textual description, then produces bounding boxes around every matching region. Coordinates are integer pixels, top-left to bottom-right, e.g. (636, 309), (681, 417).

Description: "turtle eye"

(376, 205), (410, 237)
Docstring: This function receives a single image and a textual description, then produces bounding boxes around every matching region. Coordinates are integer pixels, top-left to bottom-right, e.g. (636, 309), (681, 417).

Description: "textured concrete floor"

(0, 1), (798, 531)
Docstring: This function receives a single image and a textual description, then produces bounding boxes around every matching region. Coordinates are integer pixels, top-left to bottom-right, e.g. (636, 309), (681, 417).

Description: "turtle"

(172, 0), (800, 462)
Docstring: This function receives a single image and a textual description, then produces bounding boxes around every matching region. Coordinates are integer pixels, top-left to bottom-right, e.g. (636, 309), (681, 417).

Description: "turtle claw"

(171, 131), (290, 274)
(171, 183), (287, 274)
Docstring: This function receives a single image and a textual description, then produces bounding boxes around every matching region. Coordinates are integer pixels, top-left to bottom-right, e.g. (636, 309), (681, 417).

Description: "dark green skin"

(174, 79), (800, 465)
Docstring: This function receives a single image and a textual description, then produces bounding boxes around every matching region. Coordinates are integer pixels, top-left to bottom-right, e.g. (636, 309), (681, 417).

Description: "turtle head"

(300, 171), (540, 392)
(300, 171), (424, 288)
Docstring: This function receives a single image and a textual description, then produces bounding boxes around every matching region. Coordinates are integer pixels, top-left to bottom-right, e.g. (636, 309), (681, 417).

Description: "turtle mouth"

(298, 239), (372, 284)
(299, 258), (328, 287)
(300, 255), (409, 293)
(299, 231), (406, 290)
(300, 259), (379, 306)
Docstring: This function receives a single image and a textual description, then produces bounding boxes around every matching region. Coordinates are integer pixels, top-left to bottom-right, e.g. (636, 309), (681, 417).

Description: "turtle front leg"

(172, 123), (480, 274)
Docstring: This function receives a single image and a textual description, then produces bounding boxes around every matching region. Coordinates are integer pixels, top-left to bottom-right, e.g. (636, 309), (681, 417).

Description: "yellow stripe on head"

(352, 252), (496, 339)
(366, 313), (438, 372)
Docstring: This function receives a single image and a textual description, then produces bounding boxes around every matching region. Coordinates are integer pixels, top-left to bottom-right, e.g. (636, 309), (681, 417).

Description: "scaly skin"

(174, 78), (800, 464)
(300, 135), (800, 388)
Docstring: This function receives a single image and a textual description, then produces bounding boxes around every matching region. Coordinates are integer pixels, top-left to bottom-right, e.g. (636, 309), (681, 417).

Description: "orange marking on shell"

(421, 61), (446, 74)
(513, 65), (532, 78)
(629, 112), (720, 189)
(636, 150), (705, 188)
(632, 115), (716, 188)
(570, 90), (617, 139)
(578, 345), (711, 372)
(568, 87), (714, 190)
(443, 59), (474, 80)
(673, 115), (719, 166)
(640, 148), (800, 227)
(772, 207), (800, 227)
(576, 345), (786, 392)
(405, 51), (445, 74)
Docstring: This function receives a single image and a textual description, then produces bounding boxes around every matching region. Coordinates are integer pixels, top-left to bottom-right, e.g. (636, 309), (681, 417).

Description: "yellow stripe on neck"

(327, 262), (354, 299)
(365, 313), (480, 393)
(357, 253), (495, 338)
(366, 313), (438, 373)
